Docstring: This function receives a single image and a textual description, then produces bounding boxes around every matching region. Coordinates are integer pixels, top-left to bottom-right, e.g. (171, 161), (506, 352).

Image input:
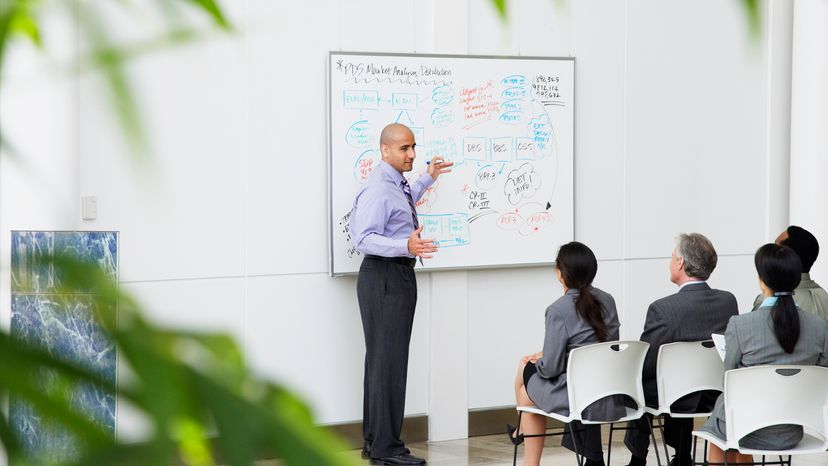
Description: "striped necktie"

(402, 179), (424, 266)
(401, 179), (419, 230)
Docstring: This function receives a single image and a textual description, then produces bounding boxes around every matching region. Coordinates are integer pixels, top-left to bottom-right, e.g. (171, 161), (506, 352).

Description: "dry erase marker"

(426, 159), (444, 165)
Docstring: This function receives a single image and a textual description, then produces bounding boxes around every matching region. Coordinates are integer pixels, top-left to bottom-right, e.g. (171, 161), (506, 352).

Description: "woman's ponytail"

(755, 244), (802, 354)
(556, 242), (608, 342)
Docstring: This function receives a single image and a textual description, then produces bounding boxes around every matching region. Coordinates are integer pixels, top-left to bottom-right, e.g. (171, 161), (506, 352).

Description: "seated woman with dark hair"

(700, 243), (828, 464)
(511, 241), (620, 466)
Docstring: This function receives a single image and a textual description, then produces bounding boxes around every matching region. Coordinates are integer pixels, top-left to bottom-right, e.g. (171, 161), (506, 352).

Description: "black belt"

(365, 254), (416, 268)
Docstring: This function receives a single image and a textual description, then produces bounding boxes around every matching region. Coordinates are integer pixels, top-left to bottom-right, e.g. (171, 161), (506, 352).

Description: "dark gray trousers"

(562, 422), (604, 462)
(625, 390), (719, 460)
(357, 258), (417, 459)
(624, 414), (693, 459)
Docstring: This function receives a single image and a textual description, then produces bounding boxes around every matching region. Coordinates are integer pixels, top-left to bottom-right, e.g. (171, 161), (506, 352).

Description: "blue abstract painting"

(10, 231), (118, 463)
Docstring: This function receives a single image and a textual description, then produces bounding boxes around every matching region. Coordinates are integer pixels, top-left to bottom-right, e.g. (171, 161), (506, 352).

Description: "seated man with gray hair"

(624, 233), (739, 466)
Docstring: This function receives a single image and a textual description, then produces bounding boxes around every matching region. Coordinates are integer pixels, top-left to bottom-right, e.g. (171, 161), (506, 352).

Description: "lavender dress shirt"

(350, 160), (434, 258)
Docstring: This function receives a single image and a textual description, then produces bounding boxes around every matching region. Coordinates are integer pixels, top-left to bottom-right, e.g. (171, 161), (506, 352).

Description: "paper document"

(711, 333), (726, 361)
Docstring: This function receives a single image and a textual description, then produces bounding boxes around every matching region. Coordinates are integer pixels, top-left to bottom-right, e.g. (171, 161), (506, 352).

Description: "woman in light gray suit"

(511, 242), (621, 466)
(700, 243), (828, 464)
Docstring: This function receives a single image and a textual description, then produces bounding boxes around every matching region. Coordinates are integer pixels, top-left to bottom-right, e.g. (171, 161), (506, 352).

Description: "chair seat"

(516, 405), (572, 423)
(516, 405), (644, 425)
(645, 406), (713, 419)
(664, 410), (713, 419)
(581, 406), (644, 425)
(692, 430), (828, 456)
(738, 433), (828, 456)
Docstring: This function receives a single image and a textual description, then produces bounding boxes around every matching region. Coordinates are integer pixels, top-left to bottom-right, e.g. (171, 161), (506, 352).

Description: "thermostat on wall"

(81, 196), (97, 221)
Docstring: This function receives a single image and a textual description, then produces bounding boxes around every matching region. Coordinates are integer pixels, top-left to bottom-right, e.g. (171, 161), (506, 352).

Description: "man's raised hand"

(427, 156), (454, 180)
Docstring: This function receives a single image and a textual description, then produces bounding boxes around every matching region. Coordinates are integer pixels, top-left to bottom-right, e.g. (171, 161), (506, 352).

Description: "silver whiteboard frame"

(327, 51), (576, 277)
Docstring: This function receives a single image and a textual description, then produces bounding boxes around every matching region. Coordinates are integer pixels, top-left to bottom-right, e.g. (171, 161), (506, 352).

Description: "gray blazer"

(701, 305), (828, 447)
(526, 287), (620, 417)
(639, 282), (738, 407)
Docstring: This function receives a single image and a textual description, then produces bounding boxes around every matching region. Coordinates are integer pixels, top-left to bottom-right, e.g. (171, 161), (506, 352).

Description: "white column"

(426, 0), (470, 442)
(765, 0), (793, 237)
(428, 271), (469, 441)
(790, 0), (828, 280)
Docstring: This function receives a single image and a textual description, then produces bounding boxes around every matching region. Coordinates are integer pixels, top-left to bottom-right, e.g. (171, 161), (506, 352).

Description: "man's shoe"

(361, 441), (371, 459)
(625, 455), (646, 466)
(369, 453), (426, 465)
(584, 459), (605, 466)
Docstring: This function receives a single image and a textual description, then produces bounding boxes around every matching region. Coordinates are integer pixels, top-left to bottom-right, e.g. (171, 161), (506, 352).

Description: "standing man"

(624, 233), (738, 466)
(350, 123), (453, 466)
(752, 225), (828, 320)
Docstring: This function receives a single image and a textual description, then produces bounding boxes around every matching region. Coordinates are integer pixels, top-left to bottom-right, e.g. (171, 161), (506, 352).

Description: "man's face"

(669, 248), (684, 284)
(381, 128), (416, 174)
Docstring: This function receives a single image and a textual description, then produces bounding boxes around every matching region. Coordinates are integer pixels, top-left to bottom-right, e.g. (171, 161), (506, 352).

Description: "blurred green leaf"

(9, 10), (41, 47)
(0, 338), (116, 465)
(76, 3), (149, 159)
(491, 0), (507, 21)
(186, 0), (232, 30)
(174, 418), (214, 466)
(76, 27), (209, 75)
(1, 0), (346, 460)
(0, 4), (17, 78)
(489, 0), (763, 40)
(0, 408), (24, 463)
(0, 0), (236, 161)
(0, 0), (43, 80)
(5, 250), (358, 466)
(742, 0), (762, 38)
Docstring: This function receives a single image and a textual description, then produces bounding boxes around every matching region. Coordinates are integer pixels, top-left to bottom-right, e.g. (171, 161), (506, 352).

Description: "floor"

(255, 431), (828, 465)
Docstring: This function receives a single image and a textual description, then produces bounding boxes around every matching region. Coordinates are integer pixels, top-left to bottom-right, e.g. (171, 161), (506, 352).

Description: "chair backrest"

(656, 340), (724, 409)
(724, 365), (828, 446)
(566, 340), (649, 421)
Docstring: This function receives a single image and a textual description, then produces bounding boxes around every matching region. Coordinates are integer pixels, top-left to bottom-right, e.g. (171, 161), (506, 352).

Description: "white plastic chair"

(643, 340), (725, 465)
(513, 341), (652, 466)
(692, 365), (828, 466)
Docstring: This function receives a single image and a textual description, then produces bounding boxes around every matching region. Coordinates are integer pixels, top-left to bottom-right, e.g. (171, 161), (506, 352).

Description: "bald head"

(380, 123), (414, 146)
(379, 123), (416, 174)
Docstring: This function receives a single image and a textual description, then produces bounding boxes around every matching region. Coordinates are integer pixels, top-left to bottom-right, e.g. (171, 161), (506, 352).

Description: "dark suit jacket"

(640, 282), (739, 408)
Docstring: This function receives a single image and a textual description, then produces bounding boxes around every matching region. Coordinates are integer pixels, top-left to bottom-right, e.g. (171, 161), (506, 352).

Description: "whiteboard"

(329, 52), (574, 275)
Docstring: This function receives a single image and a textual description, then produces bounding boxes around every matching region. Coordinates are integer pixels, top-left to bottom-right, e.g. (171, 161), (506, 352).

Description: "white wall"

(0, 8), (82, 464)
(0, 5), (80, 331)
(466, 0), (792, 410)
(1, 0), (798, 439)
(790, 0), (828, 282)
